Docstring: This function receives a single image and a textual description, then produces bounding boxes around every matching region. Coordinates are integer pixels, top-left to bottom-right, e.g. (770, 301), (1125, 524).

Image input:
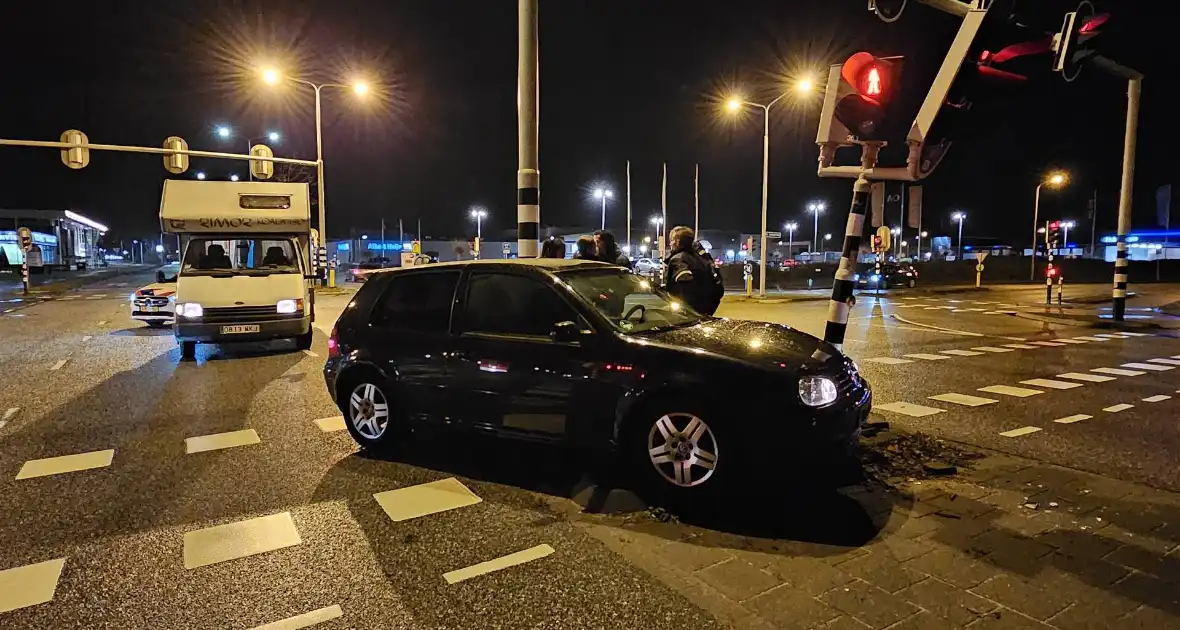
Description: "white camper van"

(160, 180), (316, 360)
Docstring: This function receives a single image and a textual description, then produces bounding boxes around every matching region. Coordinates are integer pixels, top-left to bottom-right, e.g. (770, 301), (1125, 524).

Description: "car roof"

(361, 258), (611, 278)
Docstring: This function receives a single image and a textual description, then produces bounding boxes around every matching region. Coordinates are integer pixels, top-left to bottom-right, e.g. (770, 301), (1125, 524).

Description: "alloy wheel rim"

(647, 412), (718, 487)
(349, 383), (390, 440)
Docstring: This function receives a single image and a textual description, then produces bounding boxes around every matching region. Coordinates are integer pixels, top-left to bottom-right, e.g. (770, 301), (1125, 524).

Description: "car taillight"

(328, 325), (340, 358)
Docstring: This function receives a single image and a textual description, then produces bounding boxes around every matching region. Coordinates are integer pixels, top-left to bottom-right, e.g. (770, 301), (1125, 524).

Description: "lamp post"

(262, 67), (369, 286)
(917, 230), (928, 259)
(784, 221), (798, 262)
(807, 202), (825, 259)
(1062, 220), (1076, 253)
(823, 233), (832, 256)
(650, 216), (664, 258)
(593, 188), (613, 231)
(890, 226), (902, 258)
(470, 207), (487, 259)
(1031, 172), (1068, 280)
(952, 212), (966, 260)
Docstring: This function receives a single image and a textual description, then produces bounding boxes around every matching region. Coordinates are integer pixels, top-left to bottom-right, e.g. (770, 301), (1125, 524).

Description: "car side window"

(462, 272), (578, 338)
(371, 270), (460, 333)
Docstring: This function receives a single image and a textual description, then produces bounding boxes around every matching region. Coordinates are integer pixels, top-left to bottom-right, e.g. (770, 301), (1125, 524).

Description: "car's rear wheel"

(338, 370), (403, 451)
(907, 278), (916, 288)
(623, 401), (731, 507)
(180, 341), (196, 361)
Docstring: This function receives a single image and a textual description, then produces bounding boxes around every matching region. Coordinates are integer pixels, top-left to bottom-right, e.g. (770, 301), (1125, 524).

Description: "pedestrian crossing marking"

(1122, 362), (1174, 372)
(49, 359), (67, 371)
(1148, 358), (1180, 366)
(973, 347), (1015, 353)
(16, 449), (115, 480)
(183, 512), (302, 570)
(864, 357), (914, 365)
(1028, 341), (1066, 347)
(1072, 336), (1109, 342)
(929, 393), (998, 407)
(874, 402), (945, 417)
(1120, 332), (1151, 337)
(1103, 403), (1134, 413)
(249, 604), (343, 630)
(958, 308), (986, 312)
(904, 353), (951, 361)
(1054, 414), (1092, 424)
(1020, 378), (1083, 390)
(1054, 339), (1089, 345)
(1092, 367), (1145, 376)
(940, 349), (985, 357)
(0, 558), (66, 614)
(978, 385), (1043, 398)
(999, 426), (1042, 438)
(1003, 344), (1039, 350)
(443, 544), (555, 585)
(1058, 372), (1116, 383)
(2, 407), (16, 422)
(374, 477), (483, 522)
(185, 429), (260, 454)
(314, 416), (347, 432)
(1095, 333), (1131, 339)
(1143, 395), (1172, 403)
(984, 311), (1018, 315)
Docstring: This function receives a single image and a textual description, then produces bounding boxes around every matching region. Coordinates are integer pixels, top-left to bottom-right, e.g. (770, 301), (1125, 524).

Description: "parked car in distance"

(633, 257), (659, 274)
(323, 259), (870, 504)
(130, 263), (179, 327)
(855, 262), (917, 289)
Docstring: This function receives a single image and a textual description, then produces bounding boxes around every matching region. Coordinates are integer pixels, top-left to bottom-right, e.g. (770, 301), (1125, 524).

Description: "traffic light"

(1052, 6), (1109, 81)
(832, 52), (901, 141)
(1046, 220), (1062, 249)
(1046, 264), (1058, 278)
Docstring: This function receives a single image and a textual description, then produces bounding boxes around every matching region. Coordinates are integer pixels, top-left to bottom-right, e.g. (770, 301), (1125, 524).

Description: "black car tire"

(907, 278), (916, 288)
(180, 341), (196, 361)
(337, 369), (405, 452)
(622, 398), (733, 509)
(147, 321), (166, 328)
(295, 330), (313, 351)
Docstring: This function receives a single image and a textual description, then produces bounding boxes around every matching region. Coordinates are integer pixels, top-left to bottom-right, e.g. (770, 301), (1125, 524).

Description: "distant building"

(0, 209), (108, 269)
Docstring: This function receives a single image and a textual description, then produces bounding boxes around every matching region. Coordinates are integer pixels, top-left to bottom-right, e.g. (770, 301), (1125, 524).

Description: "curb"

(1015, 310), (1173, 331)
(722, 294), (829, 304)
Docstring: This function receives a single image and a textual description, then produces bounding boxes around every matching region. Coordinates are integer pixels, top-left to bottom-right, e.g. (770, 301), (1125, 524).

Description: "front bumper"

(175, 316), (310, 343)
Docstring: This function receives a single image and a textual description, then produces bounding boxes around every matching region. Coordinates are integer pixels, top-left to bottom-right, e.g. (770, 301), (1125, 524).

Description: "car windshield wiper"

(631, 318), (706, 334)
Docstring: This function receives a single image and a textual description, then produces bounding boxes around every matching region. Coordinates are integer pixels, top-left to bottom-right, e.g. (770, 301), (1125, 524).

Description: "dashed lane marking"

(302, 349), (318, 358)
(183, 512), (302, 570)
(1072, 336), (1110, 342)
(0, 558), (66, 614)
(1058, 372), (1116, 383)
(1054, 339), (1090, 345)
(1020, 378), (1083, 390)
(864, 357), (914, 365)
(185, 429), (261, 454)
(443, 544), (555, 585)
(978, 385), (1043, 398)
(941, 349), (985, 357)
(973, 347), (1015, 353)
(1148, 358), (1180, 366)
(16, 449), (115, 480)
(929, 393), (998, 407)
(81, 335), (92, 342)
(1104, 403), (1134, 413)
(984, 311), (1018, 315)
(1122, 362), (1174, 372)
(874, 402), (945, 417)
(1054, 414), (1092, 424)
(1144, 395), (1173, 403)
(1028, 341), (1066, 347)
(374, 477), (483, 523)
(249, 605), (344, 630)
(971, 301), (995, 305)
(904, 353), (952, 361)
(1120, 332), (1152, 337)
(999, 426), (1042, 438)
(49, 359), (67, 371)
(1092, 367), (1145, 377)
(2, 407), (16, 422)
(1095, 333), (1130, 339)
(1003, 344), (1039, 350)
(314, 416), (346, 432)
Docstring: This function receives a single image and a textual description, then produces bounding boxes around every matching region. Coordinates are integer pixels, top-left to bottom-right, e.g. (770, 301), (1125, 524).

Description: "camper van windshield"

(181, 238), (301, 276)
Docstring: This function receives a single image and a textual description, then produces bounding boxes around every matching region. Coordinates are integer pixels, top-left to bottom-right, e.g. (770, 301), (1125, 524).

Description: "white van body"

(160, 180), (315, 358)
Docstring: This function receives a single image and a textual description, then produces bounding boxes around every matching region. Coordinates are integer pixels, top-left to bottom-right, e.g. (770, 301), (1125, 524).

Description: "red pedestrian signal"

(827, 52), (902, 142)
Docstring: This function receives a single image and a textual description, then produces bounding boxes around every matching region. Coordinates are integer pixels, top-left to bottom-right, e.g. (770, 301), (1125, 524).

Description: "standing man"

(663, 226), (723, 315)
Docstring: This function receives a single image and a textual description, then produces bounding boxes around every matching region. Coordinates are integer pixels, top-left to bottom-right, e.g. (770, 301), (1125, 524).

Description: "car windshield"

(558, 268), (705, 333)
(181, 238), (301, 276)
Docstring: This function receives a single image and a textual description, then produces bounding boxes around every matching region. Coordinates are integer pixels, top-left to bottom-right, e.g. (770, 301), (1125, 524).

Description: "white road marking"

(1095, 333), (1130, 339)
(443, 544), (555, 585)
(61, 295), (79, 300)
(374, 477), (483, 522)
(1144, 395), (1172, 403)
(314, 416), (346, 432)
(97, 320), (107, 326)
(185, 429), (261, 454)
(1054, 414), (1092, 424)
(971, 301), (995, 305)
(1120, 332), (1151, 337)
(1003, 344), (1039, 350)
(864, 357), (914, 365)
(978, 385), (1043, 398)
(81, 335), (92, 342)
(1103, 403), (1134, 413)
(946, 300), (962, 304)
(904, 353), (952, 361)
(2, 407), (17, 422)
(1122, 362), (1174, 372)
(957, 308), (986, 312)
(973, 347), (1015, 353)
(940, 349), (985, 357)
(1020, 378), (1083, 390)
(999, 426), (1042, 438)
(1092, 367), (1145, 376)
(0, 558), (66, 614)
(1028, 341), (1066, 347)
(302, 349), (318, 357)
(923, 306), (941, 310)
(1148, 358), (1180, 366)
(1054, 339), (1089, 345)
(889, 315), (985, 337)
(1058, 372), (1116, 383)
(49, 359), (67, 371)
(874, 402), (945, 417)
(183, 512), (302, 570)
(249, 605), (343, 630)
(929, 393), (998, 407)
(984, 311), (1018, 315)
(1072, 336), (1109, 342)
(16, 449), (115, 480)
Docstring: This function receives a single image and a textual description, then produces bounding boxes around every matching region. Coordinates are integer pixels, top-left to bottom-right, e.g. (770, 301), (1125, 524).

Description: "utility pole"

(660, 162), (668, 258)
(694, 163), (700, 236)
(1089, 189), (1098, 259)
(626, 160), (632, 255)
(516, 0), (540, 258)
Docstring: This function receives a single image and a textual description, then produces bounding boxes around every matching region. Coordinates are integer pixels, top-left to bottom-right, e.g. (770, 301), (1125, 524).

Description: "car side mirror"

(156, 270), (166, 283)
(551, 320), (581, 344)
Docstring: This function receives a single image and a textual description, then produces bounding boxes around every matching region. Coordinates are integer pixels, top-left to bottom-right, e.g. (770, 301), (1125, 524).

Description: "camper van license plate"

(221, 325), (260, 334)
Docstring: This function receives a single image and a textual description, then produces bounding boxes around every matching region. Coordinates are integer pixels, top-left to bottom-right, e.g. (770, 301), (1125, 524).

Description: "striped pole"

(1112, 234), (1128, 318)
(1045, 232), (1054, 305)
(823, 175), (870, 351)
(1112, 77), (1140, 321)
(516, 0), (540, 258)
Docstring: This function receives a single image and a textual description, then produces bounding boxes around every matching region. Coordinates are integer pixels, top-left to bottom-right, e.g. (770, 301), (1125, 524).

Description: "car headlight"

(177, 303), (203, 318)
(277, 298), (304, 314)
(870, 274), (881, 282)
(853, 273), (860, 281)
(799, 375), (838, 407)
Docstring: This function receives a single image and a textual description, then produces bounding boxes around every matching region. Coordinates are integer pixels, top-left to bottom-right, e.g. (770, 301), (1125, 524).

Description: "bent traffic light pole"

(822, 144), (880, 352)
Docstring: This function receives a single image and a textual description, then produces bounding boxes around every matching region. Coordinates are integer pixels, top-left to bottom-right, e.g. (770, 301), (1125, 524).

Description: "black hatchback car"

(324, 259), (870, 500)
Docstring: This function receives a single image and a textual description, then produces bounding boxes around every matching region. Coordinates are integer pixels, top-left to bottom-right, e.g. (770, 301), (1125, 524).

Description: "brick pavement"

(578, 449), (1180, 629)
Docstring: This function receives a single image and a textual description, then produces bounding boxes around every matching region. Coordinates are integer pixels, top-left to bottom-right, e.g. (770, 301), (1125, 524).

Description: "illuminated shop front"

(0, 209), (108, 269)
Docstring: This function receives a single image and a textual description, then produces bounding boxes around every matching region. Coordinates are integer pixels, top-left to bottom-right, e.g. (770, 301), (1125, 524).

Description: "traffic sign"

(163, 136), (189, 174)
(976, 264), (984, 272)
(875, 226), (892, 253)
(411, 240), (421, 254)
(502, 242), (510, 253)
(60, 129), (89, 169)
(765, 231), (782, 239)
(17, 227), (32, 249)
(975, 251), (989, 262)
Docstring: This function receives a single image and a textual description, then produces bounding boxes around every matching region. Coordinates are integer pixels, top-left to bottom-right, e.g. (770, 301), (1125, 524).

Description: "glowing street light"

(353, 81), (370, 96)
(216, 126), (232, 139)
(267, 131), (280, 142)
(469, 206), (488, 258)
(593, 188), (613, 231)
(784, 221), (799, 260)
(795, 77), (814, 94)
(1031, 171), (1069, 280)
(917, 230), (929, 259)
(952, 211), (967, 260)
(807, 202), (825, 254)
(1062, 219), (1077, 247)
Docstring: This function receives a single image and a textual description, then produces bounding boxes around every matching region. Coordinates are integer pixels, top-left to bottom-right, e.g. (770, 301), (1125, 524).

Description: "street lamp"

(917, 230), (928, 259)
(807, 202), (825, 257)
(216, 126), (231, 139)
(784, 221), (799, 261)
(261, 66), (371, 286)
(890, 226), (902, 257)
(1031, 171), (1068, 280)
(470, 207), (488, 259)
(230, 174), (240, 182)
(593, 188), (613, 231)
(1062, 220), (1076, 250)
(650, 216), (664, 257)
(952, 212), (967, 260)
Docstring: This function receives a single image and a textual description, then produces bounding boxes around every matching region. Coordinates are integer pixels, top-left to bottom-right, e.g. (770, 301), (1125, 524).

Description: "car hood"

(134, 282), (176, 297)
(630, 318), (838, 371)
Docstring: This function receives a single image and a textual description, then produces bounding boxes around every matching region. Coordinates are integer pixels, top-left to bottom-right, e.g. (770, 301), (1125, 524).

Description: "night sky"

(0, 0), (1167, 247)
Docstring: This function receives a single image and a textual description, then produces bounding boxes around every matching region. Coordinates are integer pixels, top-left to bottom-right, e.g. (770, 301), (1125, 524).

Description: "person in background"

(540, 236), (566, 258)
(593, 230), (632, 269)
(573, 235), (598, 260)
(663, 226), (724, 315)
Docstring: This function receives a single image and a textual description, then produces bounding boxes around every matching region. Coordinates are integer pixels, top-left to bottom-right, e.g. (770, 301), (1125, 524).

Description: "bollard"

(1056, 276), (1064, 305)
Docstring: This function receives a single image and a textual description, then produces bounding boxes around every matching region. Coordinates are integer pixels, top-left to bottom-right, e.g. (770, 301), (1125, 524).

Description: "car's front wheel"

(625, 403), (729, 506)
(907, 278), (916, 288)
(339, 372), (402, 451)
